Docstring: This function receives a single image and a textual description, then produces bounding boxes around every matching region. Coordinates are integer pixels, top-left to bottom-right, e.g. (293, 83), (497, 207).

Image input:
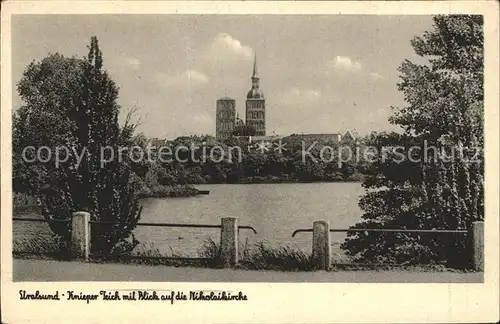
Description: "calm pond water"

(135, 183), (365, 257)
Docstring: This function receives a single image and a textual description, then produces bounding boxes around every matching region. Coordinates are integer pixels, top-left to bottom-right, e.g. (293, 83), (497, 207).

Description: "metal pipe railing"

(292, 227), (467, 237)
(12, 217), (70, 223)
(13, 218), (257, 234)
(89, 220), (257, 234)
(90, 220), (221, 229)
(238, 226), (258, 234)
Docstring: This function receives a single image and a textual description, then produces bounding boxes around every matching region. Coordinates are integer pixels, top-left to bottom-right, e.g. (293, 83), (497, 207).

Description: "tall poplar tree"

(39, 37), (142, 256)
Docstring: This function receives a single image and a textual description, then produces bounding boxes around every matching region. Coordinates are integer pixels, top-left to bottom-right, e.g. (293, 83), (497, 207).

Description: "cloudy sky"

(12, 15), (434, 139)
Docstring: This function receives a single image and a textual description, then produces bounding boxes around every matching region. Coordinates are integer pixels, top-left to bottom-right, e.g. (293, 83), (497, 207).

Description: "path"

(13, 259), (482, 282)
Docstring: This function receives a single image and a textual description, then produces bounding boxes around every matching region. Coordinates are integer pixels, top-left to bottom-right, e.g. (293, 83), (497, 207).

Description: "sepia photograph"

(1, 1), (499, 323)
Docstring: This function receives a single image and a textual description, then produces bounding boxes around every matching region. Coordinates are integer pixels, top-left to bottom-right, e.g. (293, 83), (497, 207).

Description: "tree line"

(132, 134), (366, 193)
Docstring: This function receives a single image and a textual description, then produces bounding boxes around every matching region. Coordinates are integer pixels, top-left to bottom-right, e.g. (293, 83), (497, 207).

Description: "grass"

(242, 242), (313, 271)
(93, 242), (215, 268)
(12, 235), (73, 260)
(84, 238), (314, 271)
(113, 239), (468, 272)
(12, 234), (475, 273)
(13, 236), (58, 252)
(13, 192), (40, 214)
(196, 238), (314, 271)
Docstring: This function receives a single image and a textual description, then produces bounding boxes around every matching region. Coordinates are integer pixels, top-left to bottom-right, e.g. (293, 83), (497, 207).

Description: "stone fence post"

(470, 221), (484, 271)
(71, 211), (90, 261)
(220, 217), (238, 268)
(312, 220), (331, 270)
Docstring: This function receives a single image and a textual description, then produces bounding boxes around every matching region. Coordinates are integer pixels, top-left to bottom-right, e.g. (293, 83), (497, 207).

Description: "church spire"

(251, 53), (260, 91)
(252, 53), (259, 79)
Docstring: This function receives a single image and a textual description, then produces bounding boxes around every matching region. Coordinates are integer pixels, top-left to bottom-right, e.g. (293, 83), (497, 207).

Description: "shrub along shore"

(136, 184), (200, 198)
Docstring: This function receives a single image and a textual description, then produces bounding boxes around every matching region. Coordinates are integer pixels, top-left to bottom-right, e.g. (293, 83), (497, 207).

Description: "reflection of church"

(216, 55), (266, 140)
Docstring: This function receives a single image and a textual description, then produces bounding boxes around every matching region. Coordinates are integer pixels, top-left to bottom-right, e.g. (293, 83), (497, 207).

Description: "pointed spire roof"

(247, 52), (264, 99)
(252, 53), (259, 79)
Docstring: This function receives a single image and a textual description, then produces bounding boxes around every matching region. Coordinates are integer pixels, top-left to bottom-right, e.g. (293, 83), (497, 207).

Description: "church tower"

(245, 55), (266, 136)
(216, 96), (236, 140)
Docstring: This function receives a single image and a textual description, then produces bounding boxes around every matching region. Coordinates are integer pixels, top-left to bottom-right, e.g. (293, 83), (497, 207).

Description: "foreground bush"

(13, 36), (142, 258)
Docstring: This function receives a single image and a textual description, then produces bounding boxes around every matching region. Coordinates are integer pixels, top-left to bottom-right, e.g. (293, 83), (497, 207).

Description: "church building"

(214, 56), (356, 144)
(215, 55), (266, 140)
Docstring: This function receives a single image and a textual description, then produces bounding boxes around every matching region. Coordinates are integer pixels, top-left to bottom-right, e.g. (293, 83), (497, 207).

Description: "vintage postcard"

(1, 1), (499, 323)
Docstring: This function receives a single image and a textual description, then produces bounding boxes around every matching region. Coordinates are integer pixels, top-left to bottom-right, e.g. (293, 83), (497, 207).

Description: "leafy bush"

(14, 37), (143, 258)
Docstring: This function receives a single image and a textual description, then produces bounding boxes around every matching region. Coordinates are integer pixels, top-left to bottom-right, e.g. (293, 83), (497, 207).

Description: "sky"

(12, 15), (434, 139)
